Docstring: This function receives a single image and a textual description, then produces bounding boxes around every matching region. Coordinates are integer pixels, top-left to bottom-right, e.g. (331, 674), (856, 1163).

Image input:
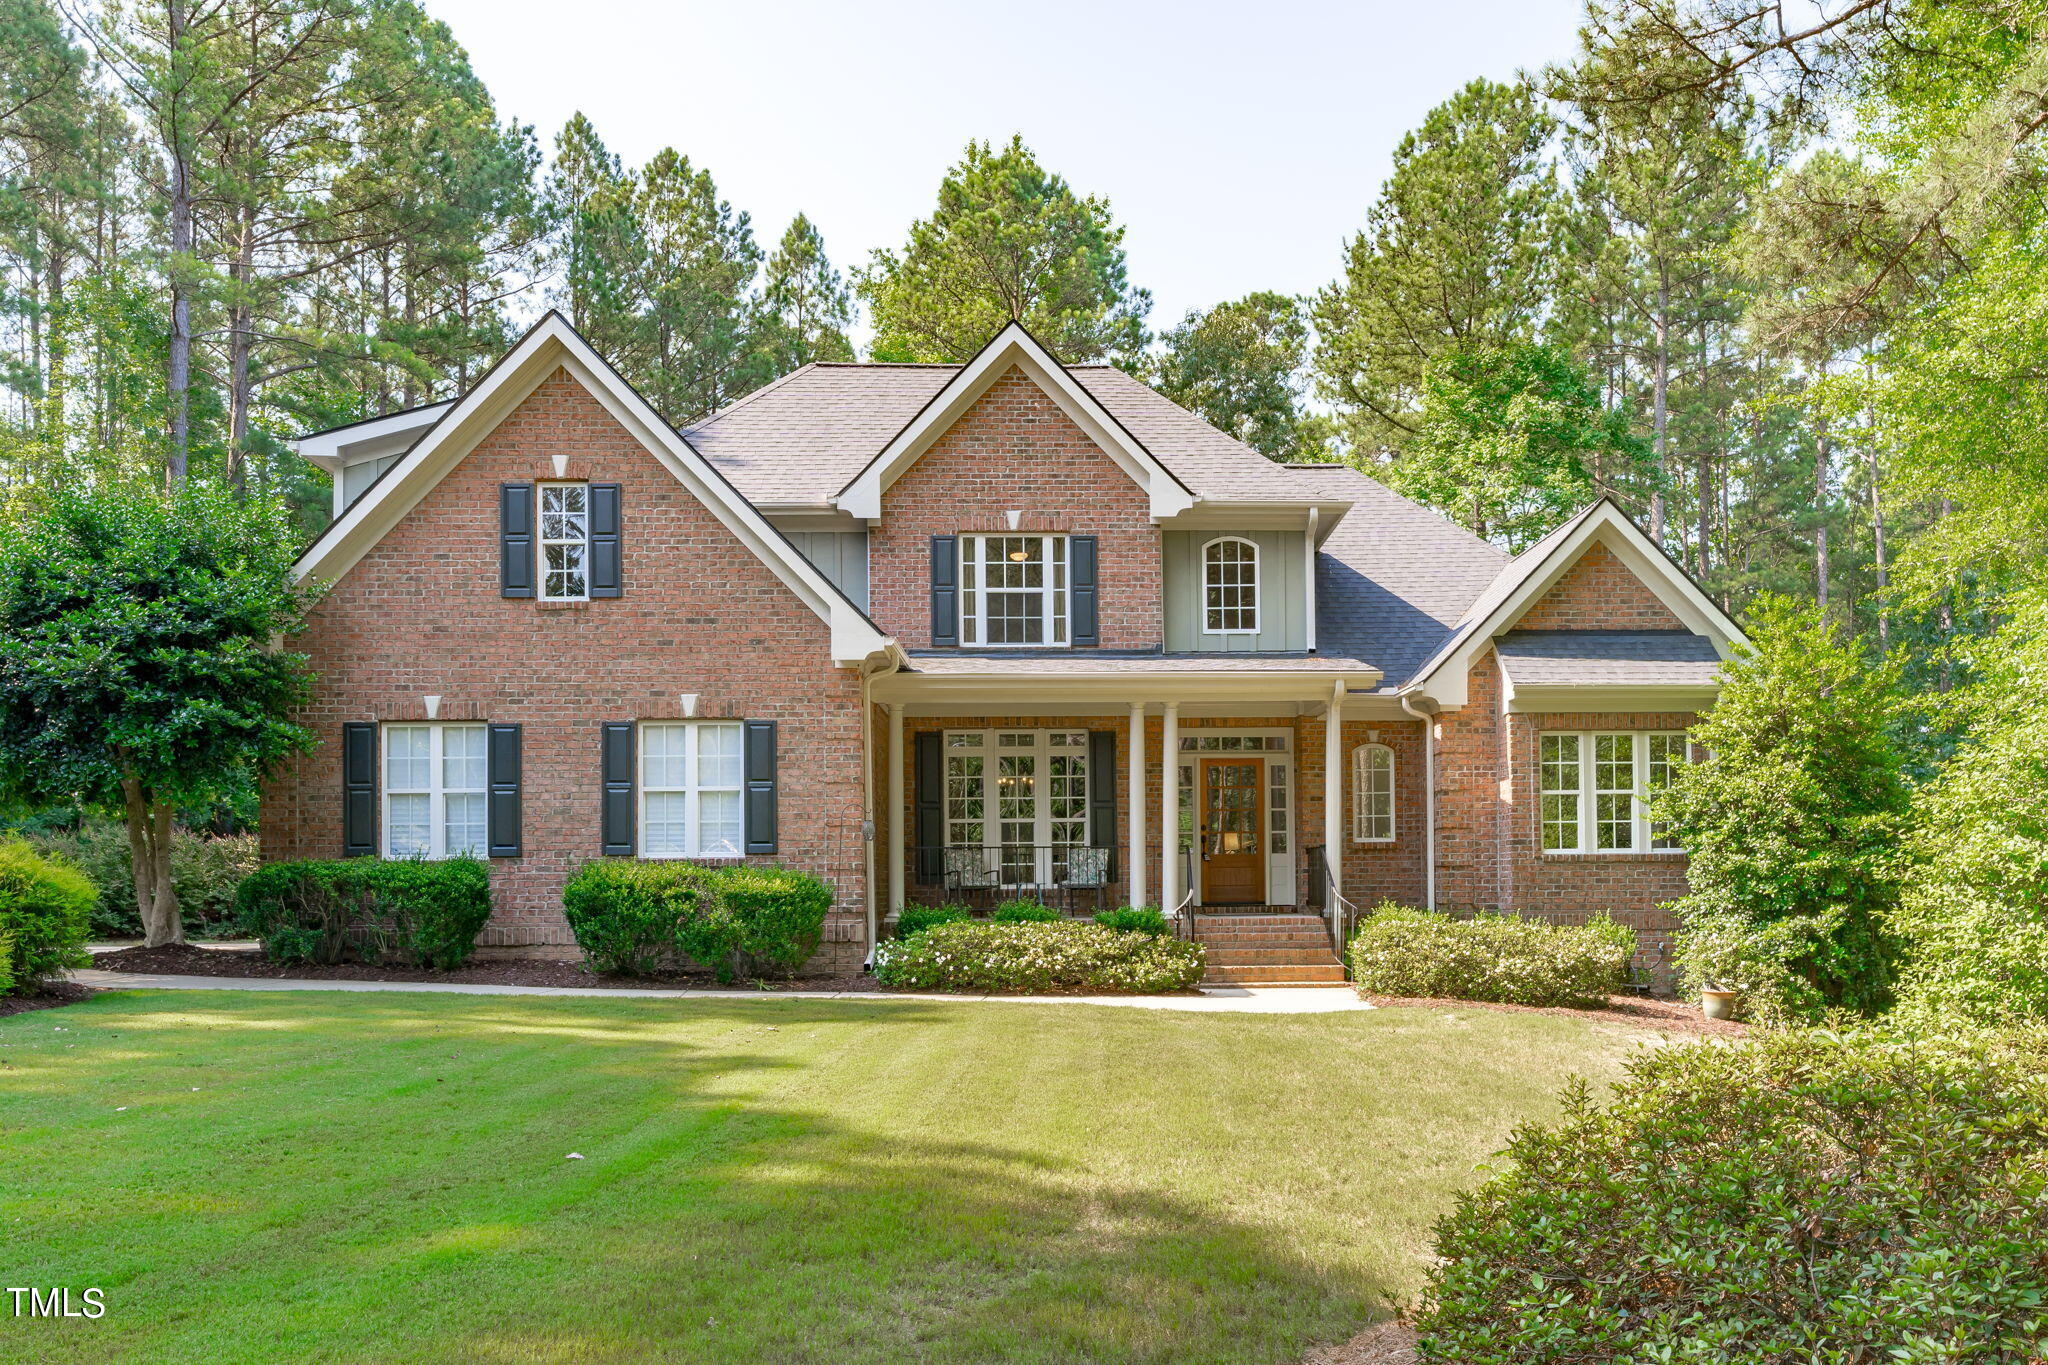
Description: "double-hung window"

(1352, 743), (1394, 842)
(384, 723), (486, 858)
(960, 535), (1067, 646)
(1539, 730), (1689, 853)
(1203, 537), (1259, 633)
(640, 721), (744, 857)
(540, 482), (589, 601)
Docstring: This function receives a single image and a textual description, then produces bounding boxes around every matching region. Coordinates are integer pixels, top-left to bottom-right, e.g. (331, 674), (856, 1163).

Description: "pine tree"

(754, 213), (852, 374)
(636, 147), (760, 421)
(859, 135), (1150, 364)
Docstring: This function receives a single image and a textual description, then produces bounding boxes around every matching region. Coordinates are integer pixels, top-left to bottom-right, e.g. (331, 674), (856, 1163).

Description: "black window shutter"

(487, 722), (522, 857)
(342, 722), (377, 858)
(930, 535), (958, 647)
(743, 719), (778, 855)
(1071, 535), (1099, 646)
(914, 731), (943, 884)
(500, 482), (535, 598)
(601, 722), (636, 856)
(588, 482), (622, 598)
(1088, 730), (1116, 852)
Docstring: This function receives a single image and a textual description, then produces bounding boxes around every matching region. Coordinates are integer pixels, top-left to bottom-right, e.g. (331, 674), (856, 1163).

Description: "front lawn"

(2, 992), (1660, 1363)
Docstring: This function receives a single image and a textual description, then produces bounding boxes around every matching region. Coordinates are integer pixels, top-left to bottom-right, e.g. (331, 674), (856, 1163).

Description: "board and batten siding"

(786, 530), (870, 611)
(1162, 529), (1307, 652)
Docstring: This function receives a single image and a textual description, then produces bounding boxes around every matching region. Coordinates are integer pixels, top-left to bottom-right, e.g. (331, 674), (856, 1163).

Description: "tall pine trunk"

(1814, 411), (1831, 609)
(226, 202), (256, 488)
(164, 0), (192, 486)
(1650, 266), (1670, 546)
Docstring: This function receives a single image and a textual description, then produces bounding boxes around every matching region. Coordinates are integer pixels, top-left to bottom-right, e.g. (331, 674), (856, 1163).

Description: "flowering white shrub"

(872, 919), (1205, 993)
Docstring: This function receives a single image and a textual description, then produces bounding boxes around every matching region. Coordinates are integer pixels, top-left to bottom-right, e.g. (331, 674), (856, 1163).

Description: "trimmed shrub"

(562, 860), (728, 976)
(991, 899), (1062, 924)
(0, 838), (94, 992)
(897, 904), (972, 938)
(1418, 1028), (2048, 1362)
(1094, 906), (1169, 936)
(722, 866), (832, 978)
(1346, 903), (1632, 1007)
(22, 819), (259, 939)
(872, 919), (1205, 993)
(0, 928), (13, 994)
(236, 857), (493, 969)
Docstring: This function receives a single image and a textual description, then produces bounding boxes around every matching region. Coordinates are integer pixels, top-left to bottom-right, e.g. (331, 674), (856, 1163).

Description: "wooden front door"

(1200, 758), (1265, 904)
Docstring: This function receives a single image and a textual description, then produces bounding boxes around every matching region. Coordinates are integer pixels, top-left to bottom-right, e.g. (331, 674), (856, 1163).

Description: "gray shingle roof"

(680, 361), (1330, 506)
(903, 650), (1382, 676)
(1298, 465), (1508, 690)
(1495, 631), (1722, 687)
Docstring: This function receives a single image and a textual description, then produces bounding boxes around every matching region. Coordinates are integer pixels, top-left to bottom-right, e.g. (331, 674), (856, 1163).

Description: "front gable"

(293, 313), (893, 667)
(834, 322), (1195, 521)
(1507, 542), (1685, 633)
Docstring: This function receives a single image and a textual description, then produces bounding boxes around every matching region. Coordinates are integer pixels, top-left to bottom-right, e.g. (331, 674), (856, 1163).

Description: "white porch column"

(1160, 702), (1180, 912)
(1127, 703), (1147, 907)
(887, 703), (905, 913)
(1323, 683), (1345, 935)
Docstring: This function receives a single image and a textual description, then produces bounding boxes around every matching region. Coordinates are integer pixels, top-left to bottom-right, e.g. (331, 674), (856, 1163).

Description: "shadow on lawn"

(8, 993), (1397, 1365)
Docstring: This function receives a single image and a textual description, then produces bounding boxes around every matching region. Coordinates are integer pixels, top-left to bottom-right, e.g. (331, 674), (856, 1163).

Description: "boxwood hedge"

(872, 919), (1204, 993)
(235, 857), (493, 970)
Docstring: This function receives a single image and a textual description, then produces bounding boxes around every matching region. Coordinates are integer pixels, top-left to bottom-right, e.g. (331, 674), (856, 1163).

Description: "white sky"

(422, 0), (1587, 335)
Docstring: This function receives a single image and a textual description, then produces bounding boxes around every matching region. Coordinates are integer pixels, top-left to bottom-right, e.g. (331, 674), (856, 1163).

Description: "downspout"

(1399, 691), (1437, 910)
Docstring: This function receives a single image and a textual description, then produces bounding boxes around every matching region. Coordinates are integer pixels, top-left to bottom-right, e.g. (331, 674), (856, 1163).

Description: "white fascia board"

(1406, 500), (1749, 710)
(295, 402), (456, 473)
(870, 666), (1382, 709)
(835, 323), (1196, 521)
(293, 314), (895, 669)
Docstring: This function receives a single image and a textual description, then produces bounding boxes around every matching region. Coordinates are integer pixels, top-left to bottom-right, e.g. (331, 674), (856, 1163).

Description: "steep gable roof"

(1403, 499), (1746, 707)
(292, 312), (896, 668)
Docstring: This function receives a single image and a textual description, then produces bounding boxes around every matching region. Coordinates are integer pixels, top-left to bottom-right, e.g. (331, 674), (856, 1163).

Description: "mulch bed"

(1364, 991), (1747, 1037)
(0, 982), (100, 1018)
(1302, 1320), (1418, 1364)
(89, 943), (875, 993)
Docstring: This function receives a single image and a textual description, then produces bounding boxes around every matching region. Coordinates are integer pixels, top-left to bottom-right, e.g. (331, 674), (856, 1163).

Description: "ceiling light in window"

(1008, 548), (1030, 561)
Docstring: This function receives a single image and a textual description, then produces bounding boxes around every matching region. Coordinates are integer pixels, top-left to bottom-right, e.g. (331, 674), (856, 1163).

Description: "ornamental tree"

(0, 484), (315, 946)
(1655, 595), (1911, 1022)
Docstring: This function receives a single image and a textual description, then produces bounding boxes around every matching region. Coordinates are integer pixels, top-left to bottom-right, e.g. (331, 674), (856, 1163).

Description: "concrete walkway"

(67, 967), (1372, 1014)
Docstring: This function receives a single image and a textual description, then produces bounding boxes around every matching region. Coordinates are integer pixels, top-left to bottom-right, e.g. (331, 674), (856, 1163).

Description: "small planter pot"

(1700, 987), (1740, 1021)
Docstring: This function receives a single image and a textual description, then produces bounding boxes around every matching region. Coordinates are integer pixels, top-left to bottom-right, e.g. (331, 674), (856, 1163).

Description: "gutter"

(1398, 690), (1437, 910)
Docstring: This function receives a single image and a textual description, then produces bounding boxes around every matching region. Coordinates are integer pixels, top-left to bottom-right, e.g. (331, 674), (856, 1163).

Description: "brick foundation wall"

(867, 367), (1163, 649)
(264, 366), (870, 969)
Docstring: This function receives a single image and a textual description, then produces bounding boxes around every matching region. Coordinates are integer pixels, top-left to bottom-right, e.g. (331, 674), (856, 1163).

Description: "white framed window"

(1202, 537), (1259, 634)
(384, 723), (486, 859)
(640, 721), (744, 858)
(539, 482), (590, 601)
(941, 729), (1091, 883)
(1539, 730), (1689, 853)
(960, 535), (1067, 647)
(1352, 743), (1394, 843)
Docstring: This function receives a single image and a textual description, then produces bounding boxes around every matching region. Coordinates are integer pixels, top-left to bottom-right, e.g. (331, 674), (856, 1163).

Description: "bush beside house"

(1417, 1028), (2048, 1363)
(0, 839), (94, 993)
(21, 819), (258, 939)
(1347, 904), (1633, 1008)
(872, 919), (1205, 993)
(236, 858), (493, 969)
(561, 860), (834, 982)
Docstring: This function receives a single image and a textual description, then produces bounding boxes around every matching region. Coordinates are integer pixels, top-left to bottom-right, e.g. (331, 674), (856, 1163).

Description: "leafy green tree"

(754, 212), (852, 373)
(1656, 596), (1911, 1022)
(859, 135), (1149, 364)
(1893, 589), (2048, 1026)
(1150, 291), (1322, 460)
(1390, 342), (1651, 550)
(636, 147), (761, 421)
(1312, 78), (1559, 455)
(0, 484), (314, 945)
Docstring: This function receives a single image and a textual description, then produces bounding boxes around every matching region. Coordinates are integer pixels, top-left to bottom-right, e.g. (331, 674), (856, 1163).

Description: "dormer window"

(961, 535), (1068, 647)
(539, 483), (589, 601)
(1203, 537), (1259, 634)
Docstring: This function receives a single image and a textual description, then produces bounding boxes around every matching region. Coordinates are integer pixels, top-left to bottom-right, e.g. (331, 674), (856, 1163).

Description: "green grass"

(1, 991), (1664, 1363)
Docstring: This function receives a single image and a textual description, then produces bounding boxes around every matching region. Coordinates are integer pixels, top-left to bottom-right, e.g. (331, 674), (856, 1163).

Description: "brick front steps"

(1190, 912), (1349, 987)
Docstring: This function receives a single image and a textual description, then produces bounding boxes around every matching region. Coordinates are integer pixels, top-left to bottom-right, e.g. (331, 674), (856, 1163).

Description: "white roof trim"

(293, 313), (896, 668)
(295, 401), (456, 474)
(1406, 500), (1747, 709)
(834, 322), (1198, 521)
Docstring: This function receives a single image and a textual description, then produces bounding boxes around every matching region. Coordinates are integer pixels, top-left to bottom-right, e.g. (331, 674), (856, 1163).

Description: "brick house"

(274, 313), (1742, 986)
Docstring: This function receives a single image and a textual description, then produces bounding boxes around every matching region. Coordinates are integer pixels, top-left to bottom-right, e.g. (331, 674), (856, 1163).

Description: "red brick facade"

(866, 366), (1162, 648)
(265, 367), (869, 967)
(1515, 542), (1685, 631)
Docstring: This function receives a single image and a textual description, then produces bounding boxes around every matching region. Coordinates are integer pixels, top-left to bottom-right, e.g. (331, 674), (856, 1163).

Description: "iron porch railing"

(909, 844), (1119, 913)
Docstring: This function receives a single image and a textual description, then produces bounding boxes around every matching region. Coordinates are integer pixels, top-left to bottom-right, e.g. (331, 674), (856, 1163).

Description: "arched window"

(1202, 537), (1259, 634)
(1353, 743), (1394, 843)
